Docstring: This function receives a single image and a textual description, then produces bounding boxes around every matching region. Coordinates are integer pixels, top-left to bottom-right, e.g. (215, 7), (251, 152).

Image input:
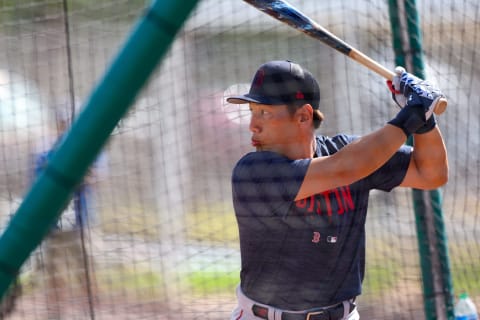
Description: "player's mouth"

(251, 138), (261, 147)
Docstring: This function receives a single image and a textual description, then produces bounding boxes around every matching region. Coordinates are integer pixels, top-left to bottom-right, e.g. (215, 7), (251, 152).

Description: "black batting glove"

(388, 102), (426, 137)
(388, 68), (443, 135)
(415, 114), (436, 134)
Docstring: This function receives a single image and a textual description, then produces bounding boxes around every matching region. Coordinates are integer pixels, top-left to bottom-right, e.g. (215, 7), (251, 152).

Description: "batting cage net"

(0, 0), (478, 319)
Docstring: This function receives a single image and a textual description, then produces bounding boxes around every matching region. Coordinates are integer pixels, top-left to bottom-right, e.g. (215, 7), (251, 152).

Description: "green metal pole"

(0, 0), (200, 298)
(411, 190), (439, 319)
(387, 4), (435, 318)
(429, 189), (455, 319)
(387, 1), (406, 69)
(388, 1), (454, 319)
(403, 1), (455, 318)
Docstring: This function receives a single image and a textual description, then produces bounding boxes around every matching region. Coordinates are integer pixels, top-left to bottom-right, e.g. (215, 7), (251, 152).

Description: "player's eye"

(249, 107), (272, 119)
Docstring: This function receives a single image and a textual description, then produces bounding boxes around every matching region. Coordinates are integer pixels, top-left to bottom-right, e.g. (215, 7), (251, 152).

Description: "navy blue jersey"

(232, 134), (411, 310)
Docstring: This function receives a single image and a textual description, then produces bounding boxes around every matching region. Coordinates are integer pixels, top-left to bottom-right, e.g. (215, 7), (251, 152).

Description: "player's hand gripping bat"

(243, 0), (447, 115)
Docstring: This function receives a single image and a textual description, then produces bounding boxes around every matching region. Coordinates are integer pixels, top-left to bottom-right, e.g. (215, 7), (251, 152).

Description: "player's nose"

(249, 114), (261, 133)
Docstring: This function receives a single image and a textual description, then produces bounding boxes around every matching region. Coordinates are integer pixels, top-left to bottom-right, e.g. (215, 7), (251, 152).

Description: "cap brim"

(226, 95), (260, 105)
(227, 94), (283, 105)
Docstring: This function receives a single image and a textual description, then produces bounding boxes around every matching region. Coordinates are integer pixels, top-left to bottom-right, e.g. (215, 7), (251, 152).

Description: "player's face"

(248, 103), (302, 155)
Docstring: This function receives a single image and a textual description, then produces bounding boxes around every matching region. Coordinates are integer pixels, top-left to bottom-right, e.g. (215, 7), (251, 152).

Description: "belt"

(252, 300), (356, 320)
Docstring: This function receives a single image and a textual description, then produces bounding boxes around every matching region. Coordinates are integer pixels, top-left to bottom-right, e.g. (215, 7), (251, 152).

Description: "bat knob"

(434, 98), (448, 115)
(394, 66), (405, 76)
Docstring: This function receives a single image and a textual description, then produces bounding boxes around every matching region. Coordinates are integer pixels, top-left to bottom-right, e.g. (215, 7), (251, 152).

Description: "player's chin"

(252, 142), (263, 151)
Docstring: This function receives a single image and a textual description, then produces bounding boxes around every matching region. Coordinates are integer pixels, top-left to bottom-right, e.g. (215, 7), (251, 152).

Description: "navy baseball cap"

(226, 60), (320, 110)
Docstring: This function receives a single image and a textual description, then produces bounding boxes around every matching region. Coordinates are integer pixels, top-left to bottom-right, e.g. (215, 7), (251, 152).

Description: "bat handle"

(350, 51), (448, 115)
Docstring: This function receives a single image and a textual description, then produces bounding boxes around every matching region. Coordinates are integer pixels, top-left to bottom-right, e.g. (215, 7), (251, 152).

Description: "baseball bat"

(243, 0), (447, 115)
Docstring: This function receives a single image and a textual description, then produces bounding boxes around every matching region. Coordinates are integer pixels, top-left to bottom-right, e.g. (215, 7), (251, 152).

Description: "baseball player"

(31, 114), (97, 318)
(226, 60), (448, 320)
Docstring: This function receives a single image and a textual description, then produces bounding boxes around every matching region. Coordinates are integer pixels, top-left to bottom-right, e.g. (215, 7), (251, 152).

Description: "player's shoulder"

(233, 151), (301, 178)
(315, 133), (358, 155)
(236, 151), (289, 167)
(233, 151), (310, 184)
(316, 133), (358, 144)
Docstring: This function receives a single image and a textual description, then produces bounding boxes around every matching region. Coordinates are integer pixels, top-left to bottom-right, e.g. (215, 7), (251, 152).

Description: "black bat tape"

(243, 0), (352, 55)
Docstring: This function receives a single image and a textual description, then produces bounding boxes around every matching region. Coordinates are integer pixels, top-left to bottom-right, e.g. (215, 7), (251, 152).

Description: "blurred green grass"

(185, 203), (239, 245)
(184, 271), (239, 296)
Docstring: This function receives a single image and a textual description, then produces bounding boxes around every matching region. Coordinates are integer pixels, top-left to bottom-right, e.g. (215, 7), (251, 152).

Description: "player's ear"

(297, 104), (313, 124)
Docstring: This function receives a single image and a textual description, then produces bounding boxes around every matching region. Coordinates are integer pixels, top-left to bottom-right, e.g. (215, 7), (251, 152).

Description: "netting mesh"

(0, 1), (479, 319)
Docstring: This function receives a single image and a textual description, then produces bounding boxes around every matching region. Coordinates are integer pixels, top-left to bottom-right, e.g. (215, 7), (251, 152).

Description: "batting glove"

(387, 67), (409, 108)
(415, 114), (437, 134)
(388, 102), (427, 137)
(388, 67), (444, 134)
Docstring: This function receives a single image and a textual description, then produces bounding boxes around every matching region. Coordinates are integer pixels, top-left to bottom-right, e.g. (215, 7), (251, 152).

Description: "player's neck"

(278, 135), (316, 160)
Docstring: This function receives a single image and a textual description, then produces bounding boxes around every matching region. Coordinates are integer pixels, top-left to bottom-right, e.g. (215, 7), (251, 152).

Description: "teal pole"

(387, 1), (406, 69)
(404, 1), (455, 318)
(0, 0), (201, 297)
(388, 1), (454, 319)
(386, 5), (435, 317)
(411, 190), (438, 319)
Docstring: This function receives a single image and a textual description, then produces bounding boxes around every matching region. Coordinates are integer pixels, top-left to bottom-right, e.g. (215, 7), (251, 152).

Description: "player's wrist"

(388, 103), (426, 137)
(414, 114), (437, 134)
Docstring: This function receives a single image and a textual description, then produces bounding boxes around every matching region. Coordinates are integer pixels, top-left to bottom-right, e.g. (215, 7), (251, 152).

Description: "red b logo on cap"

(253, 69), (265, 88)
(296, 91), (304, 99)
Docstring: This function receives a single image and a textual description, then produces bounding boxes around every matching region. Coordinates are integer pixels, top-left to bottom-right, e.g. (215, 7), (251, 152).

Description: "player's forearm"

(296, 124), (407, 200)
(335, 124), (409, 180)
(411, 126), (449, 187)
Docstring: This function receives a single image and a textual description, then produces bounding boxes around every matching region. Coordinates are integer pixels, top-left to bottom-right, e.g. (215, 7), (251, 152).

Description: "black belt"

(252, 300), (356, 320)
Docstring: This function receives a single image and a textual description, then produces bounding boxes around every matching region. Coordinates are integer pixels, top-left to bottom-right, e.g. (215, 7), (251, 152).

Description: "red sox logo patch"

(311, 231), (321, 243)
(311, 232), (338, 244)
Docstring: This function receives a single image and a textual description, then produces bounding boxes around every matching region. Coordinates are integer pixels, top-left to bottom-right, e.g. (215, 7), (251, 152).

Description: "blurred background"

(0, 0), (478, 319)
